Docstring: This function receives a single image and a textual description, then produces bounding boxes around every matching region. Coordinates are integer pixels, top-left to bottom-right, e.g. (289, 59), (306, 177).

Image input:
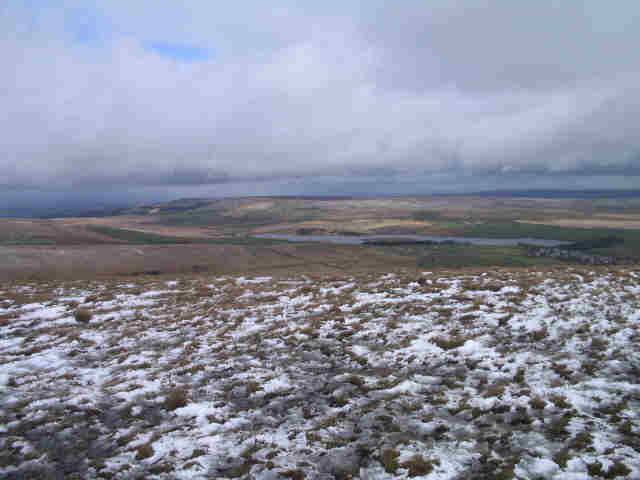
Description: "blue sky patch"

(147, 42), (212, 61)
(66, 7), (107, 45)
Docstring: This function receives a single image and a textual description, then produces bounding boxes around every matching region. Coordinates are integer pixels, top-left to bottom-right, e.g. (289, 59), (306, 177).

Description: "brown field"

(0, 218), (118, 244)
(252, 219), (435, 235)
(518, 215), (640, 230)
(0, 243), (419, 281)
(59, 216), (225, 238)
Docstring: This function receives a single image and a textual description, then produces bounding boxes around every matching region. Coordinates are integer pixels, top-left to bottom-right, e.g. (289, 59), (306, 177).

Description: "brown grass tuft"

(401, 455), (440, 477)
(380, 448), (400, 474)
(165, 387), (188, 411)
(530, 396), (547, 410)
(135, 442), (155, 460)
(74, 308), (93, 324)
(431, 335), (468, 350)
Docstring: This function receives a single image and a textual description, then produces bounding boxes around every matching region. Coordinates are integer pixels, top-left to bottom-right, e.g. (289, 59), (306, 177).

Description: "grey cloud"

(364, 2), (640, 91)
(1, 1), (640, 199)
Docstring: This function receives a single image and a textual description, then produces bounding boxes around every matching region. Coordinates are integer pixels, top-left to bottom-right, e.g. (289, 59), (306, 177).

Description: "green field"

(86, 225), (285, 246)
(86, 225), (195, 244)
(446, 221), (640, 258)
(0, 238), (57, 245)
(454, 221), (639, 241)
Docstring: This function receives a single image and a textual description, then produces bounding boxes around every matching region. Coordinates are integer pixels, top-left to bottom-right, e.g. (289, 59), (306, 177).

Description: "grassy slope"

(86, 225), (195, 244)
(450, 222), (640, 258)
(454, 221), (640, 241)
(85, 225), (283, 246)
(415, 245), (559, 268)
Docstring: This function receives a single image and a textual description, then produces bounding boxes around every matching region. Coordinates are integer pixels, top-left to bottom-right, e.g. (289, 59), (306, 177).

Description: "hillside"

(2, 266), (639, 479)
(2, 194), (640, 279)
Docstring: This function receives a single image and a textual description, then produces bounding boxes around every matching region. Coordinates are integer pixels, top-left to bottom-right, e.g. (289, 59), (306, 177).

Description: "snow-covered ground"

(1, 267), (639, 479)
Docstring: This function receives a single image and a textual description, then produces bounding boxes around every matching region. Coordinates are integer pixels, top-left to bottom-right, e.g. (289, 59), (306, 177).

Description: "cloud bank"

(2, 1), (640, 198)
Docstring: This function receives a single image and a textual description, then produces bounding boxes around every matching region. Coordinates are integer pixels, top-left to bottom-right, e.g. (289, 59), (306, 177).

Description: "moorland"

(2, 194), (640, 280)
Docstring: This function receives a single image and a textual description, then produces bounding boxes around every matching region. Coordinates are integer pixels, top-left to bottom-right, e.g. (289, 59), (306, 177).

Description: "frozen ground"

(1, 266), (639, 479)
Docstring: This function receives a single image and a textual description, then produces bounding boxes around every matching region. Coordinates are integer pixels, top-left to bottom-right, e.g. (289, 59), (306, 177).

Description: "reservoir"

(254, 234), (569, 247)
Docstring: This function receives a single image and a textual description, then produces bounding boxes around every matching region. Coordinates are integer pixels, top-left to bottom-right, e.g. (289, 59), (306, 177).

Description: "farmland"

(2, 194), (640, 279)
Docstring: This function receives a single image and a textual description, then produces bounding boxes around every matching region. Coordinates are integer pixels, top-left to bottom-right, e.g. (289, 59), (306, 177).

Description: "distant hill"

(122, 198), (214, 216)
(455, 189), (640, 199)
(6, 189), (640, 219)
(1, 205), (131, 219)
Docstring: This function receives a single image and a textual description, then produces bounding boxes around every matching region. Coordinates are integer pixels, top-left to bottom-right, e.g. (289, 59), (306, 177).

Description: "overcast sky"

(3, 1), (640, 213)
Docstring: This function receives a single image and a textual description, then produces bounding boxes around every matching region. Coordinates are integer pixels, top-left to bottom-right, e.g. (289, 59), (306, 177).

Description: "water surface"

(254, 234), (569, 247)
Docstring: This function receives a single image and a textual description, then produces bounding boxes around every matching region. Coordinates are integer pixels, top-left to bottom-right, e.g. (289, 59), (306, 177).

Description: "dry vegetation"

(0, 243), (422, 281)
(1, 265), (639, 479)
(4, 195), (640, 243)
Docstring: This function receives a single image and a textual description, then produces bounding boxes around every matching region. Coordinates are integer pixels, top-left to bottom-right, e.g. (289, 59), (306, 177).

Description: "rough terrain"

(1, 266), (639, 479)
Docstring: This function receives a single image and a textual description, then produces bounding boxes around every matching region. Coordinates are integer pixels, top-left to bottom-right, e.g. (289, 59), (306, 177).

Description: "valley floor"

(1, 266), (639, 479)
